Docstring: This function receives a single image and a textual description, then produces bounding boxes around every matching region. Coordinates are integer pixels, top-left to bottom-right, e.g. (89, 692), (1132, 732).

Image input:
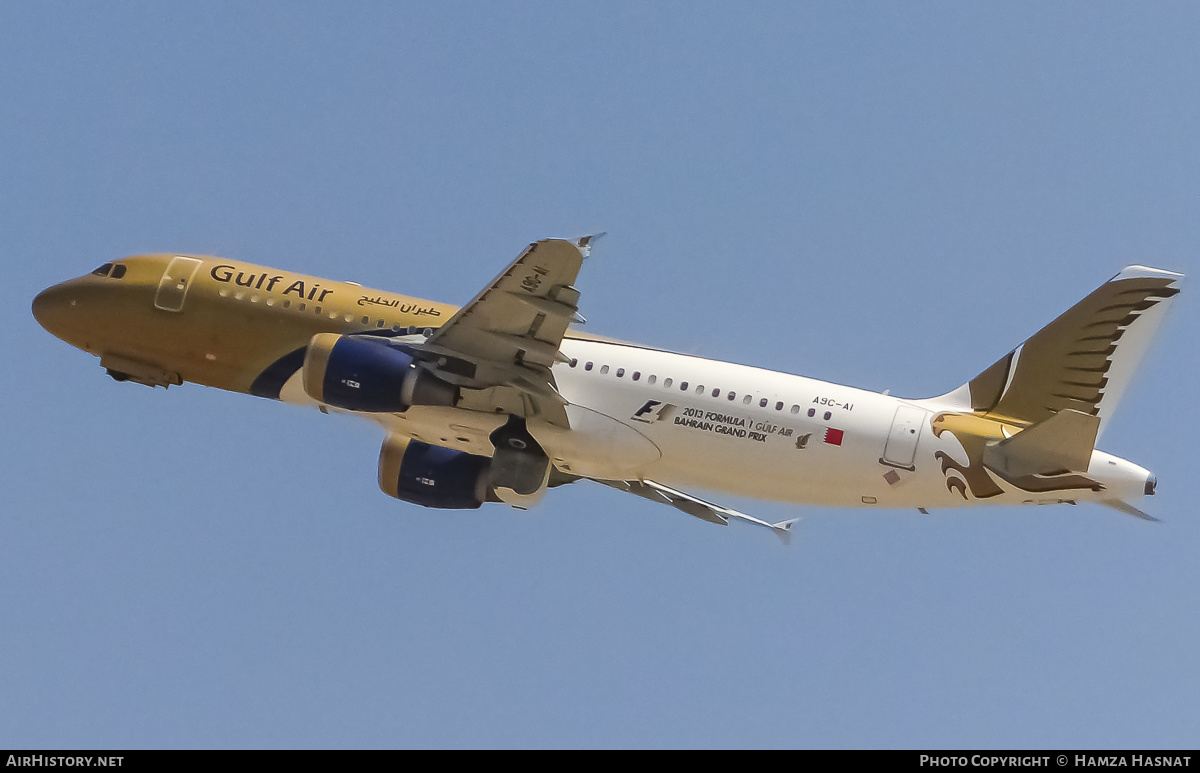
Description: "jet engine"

(377, 419), (553, 510)
(378, 435), (496, 509)
(302, 333), (458, 412)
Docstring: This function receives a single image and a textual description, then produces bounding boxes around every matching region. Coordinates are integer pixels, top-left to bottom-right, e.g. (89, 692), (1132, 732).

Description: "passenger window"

(790, 405), (799, 414)
(760, 398), (768, 408)
(695, 385), (704, 394)
(775, 402), (784, 411)
(616, 368), (624, 378)
(808, 408), (816, 417)
(647, 375), (656, 385)
(712, 388), (720, 397)
(680, 382), (688, 391)
(743, 395), (752, 405)
(585, 362), (593, 371)
(824, 411), (832, 420)
(632, 372), (641, 381)
(663, 378), (672, 388)
(569, 359), (578, 368)
(727, 392), (736, 401)
(600, 365), (610, 375)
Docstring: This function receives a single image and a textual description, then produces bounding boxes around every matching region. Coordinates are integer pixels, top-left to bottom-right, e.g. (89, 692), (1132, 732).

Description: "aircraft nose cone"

(33, 285), (61, 328)
(32, 282), (80, 340)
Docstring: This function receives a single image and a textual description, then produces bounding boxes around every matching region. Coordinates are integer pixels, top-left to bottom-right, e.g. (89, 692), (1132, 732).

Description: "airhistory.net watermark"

(6, 757), (123, 767)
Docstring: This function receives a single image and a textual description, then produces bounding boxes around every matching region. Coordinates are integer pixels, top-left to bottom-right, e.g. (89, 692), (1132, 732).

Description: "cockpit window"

(90, 263), (127, 279)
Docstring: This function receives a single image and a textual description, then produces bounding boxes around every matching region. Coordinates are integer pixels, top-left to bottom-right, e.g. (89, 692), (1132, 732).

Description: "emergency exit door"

(881, 404), (927, 470)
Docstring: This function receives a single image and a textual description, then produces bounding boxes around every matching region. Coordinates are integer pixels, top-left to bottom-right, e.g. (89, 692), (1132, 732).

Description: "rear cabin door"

(882, 404), (927, 470)
(154, 257), (203, 312)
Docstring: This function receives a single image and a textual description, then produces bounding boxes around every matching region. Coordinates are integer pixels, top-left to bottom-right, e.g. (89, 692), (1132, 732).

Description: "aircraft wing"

(421, 236), (599, 427)
(596, 478), (799, 543)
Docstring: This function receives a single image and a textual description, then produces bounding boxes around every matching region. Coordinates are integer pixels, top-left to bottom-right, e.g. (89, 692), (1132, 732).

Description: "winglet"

(770, 518), (801, 546)
(576, 232), (606, 258)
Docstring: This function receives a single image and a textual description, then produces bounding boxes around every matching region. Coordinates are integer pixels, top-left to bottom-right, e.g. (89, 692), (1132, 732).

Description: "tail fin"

(939, 265), (1183, 438)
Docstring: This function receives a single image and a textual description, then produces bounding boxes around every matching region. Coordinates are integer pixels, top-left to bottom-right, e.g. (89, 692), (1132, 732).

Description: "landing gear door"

(882, 404), (927, 470)
(154, 256), (203, 312)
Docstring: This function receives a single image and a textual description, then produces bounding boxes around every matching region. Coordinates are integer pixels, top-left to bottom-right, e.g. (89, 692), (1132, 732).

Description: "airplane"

(32, 237), (1182, 542)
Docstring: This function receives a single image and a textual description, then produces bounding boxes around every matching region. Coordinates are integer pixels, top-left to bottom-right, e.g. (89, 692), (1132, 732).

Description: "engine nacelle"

(378, 435), (494, 509)
(302, 333), (458, 412)
(377, 424), (554, 510)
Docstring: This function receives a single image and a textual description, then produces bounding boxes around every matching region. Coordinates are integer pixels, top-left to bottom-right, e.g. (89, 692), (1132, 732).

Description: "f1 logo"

(630, 399), (670, 423)
(634, 400), (661, 418)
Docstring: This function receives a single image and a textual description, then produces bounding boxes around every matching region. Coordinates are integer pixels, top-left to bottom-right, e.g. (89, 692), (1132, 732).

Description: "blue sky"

(4, 2), (1198, 749)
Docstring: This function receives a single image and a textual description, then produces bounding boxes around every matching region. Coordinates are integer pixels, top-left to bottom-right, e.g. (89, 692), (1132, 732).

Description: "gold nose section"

(32, 282), (78, 339)
(32, 276), (108, 349)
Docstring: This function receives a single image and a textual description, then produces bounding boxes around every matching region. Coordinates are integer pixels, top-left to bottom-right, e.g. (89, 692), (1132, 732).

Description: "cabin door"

(154, 257), (203, 312)
(882, 404), (927, 470)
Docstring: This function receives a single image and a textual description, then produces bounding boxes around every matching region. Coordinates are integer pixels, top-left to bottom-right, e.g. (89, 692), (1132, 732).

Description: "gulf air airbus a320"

(32, 237), (1182, 542)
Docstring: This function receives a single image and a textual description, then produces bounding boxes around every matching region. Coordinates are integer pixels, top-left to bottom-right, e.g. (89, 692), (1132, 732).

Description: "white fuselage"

(298, 336), (1151, 512)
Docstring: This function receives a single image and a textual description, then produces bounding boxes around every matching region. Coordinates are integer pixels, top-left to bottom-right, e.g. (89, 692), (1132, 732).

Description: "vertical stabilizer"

(939, 265), (1182, 439)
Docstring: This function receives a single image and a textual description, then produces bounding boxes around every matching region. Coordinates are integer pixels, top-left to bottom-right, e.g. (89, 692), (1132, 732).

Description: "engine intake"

(378, 436), (494, 509)
(302, 333), (458, 412)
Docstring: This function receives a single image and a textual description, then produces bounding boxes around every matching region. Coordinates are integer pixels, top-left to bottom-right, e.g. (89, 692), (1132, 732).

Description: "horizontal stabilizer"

(1101, 499), (1161, 522)
(984, 408), (1100, 479)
